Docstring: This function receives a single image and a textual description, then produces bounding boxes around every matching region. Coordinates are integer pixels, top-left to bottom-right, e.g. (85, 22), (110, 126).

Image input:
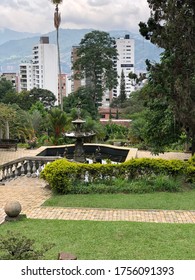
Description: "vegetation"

(49, 108), (69, 144)
(44, 188), (195, 210)
(41, 157), (195, 194)
(138, 0), (195, 155)
(72, 30), (118, 109)
(0, 230), (53, 260)
(1, 219), (195, 259)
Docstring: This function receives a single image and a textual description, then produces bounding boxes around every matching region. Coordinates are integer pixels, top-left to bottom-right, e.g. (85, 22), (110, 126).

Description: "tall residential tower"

(19, 37), (58, 103)
(113, 34), (135, 99)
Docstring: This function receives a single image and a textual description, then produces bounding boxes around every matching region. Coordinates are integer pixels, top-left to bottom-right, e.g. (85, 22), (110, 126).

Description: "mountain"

(0, 28), (162, 74)
(0, 28), (40, 45)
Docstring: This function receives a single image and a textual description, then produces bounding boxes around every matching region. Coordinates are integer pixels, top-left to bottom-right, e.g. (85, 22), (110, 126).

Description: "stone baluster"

(20, 161), (25, 176)
(5, 166), (9, 181)
(6, 166), (11, 180)
(9, 164), (14, 179)
(26, 160), (31, 177)
(38, 161), (43, 177)
(32, 161), (37, 178)
(14, 162), (19, 178)
(2, 167), (6, 181)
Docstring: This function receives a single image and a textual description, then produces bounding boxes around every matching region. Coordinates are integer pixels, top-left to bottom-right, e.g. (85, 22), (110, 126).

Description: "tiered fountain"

(65, 102), (95, 163)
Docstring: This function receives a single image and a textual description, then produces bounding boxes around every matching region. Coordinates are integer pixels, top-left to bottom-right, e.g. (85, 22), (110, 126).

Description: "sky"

(0, 0), (150, 34)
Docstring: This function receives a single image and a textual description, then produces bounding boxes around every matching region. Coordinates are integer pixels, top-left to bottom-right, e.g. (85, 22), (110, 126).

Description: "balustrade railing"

(0, 156), (60, 182)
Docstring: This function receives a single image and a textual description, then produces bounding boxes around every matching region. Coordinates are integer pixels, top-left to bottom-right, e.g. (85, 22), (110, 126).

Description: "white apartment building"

(113, 34), (135, 99)
(19, 37), (58, 103)
(19, 62), (33, 91)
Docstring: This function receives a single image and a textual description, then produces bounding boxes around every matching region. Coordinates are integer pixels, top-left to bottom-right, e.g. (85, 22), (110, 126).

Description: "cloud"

(0, 0), (150, 33)
(87, 0), (111, 7)
(60, 0), (150, 32)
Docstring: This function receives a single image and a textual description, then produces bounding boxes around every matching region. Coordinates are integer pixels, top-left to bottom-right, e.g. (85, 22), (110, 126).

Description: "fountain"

(36, 103), (131, 163)
(65, 102), (96, 162)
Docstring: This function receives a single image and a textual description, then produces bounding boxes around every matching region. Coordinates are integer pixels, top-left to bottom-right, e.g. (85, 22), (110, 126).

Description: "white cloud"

(87, 0), (111, 7)
(0, 0), (150, 33)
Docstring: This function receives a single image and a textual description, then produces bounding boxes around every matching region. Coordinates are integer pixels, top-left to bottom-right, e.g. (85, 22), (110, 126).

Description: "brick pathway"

(0, 148), (194, 224)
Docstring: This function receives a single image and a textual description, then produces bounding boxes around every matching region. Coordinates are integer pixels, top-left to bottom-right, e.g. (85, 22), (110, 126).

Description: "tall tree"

(139, 0), (195, 154)
(29, 88), (56, 109)
(0, 103), (16, 139)
(51, 0), (63, 110)
(49, 108), (69, 144)
(119, 70), (126, 105)
(0, 78), (15, 100)
(72, 30), (118, 108)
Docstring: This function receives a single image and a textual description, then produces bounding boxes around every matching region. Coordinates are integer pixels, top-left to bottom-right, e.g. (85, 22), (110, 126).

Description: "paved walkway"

(0, 148), (194, 224)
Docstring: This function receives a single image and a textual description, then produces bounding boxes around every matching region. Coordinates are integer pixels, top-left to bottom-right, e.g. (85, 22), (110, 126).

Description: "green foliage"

(104, 123), (129, 140)
(29, 88), (56, 109)
(119, 69), (126, 105)
(0, 78), (15, 100)
(63, 87), (99, 119)
(139, 0), (195, 154)
(49, 108), (70, 144)
(2, 88), (56, 110)
(72, 30), (118, 106)
(0, 231), (53, 260)
(66, 175), (181, 194)
(41, 157), (194, 194)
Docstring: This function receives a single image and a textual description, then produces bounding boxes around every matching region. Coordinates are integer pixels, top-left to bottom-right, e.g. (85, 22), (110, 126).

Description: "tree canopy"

(72, 30), (118, 107)
(139, 0), (195, 154)
(0, 79), (15, 100)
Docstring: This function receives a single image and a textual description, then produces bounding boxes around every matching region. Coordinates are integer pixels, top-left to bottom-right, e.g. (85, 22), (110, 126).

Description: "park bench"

(0, 139), (18, 151)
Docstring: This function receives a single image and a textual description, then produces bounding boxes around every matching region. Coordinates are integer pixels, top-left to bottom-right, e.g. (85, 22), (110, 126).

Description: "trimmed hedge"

(40, 157), (195, 194)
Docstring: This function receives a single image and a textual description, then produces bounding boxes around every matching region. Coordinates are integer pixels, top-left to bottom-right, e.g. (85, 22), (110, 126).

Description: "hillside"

(0, 28), (162, 74)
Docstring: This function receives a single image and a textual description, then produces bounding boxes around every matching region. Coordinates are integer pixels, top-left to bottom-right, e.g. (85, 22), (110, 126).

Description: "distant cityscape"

(0, 28), (161, 109)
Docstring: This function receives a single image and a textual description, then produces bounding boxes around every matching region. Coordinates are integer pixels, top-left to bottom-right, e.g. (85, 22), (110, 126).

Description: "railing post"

(14, 162), (19, 178)
(26, 160), (31, 177)
(9, 164), (14, 180)
(38, 161), (43, 177)
(2, 167), (6, 181)
(32, 161), (37, 178)
(21, 161), (25, 176)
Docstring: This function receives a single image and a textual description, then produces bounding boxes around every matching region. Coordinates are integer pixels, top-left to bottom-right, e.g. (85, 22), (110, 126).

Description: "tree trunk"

(0, 125), (3, 139)
(57, 26), (63, 111)
(5, 120), (9, 139)
(191, 133), (195, 156)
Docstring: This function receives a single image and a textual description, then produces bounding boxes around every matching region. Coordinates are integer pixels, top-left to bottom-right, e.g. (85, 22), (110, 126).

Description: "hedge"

(40, 157), (195, 194)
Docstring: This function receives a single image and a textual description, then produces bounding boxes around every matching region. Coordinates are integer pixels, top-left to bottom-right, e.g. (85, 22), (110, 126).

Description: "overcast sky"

(0, 0), (150, 34)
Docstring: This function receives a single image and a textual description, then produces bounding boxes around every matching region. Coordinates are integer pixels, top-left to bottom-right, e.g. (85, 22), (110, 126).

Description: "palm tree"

(51, 0), (63, 111)
(49, 108), (69, 144)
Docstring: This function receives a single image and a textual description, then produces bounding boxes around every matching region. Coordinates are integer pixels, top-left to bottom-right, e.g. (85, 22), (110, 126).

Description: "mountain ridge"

(0, 28), (162, 74)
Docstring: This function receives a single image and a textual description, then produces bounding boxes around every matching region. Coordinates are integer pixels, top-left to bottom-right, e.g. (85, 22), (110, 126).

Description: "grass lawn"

(1, 218), (195, 260)
(43, 189), (195, 210)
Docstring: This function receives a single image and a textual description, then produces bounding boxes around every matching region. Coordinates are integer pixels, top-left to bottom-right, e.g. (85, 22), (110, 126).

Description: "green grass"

(43, 189), (195, 210)
(1, 218), (195, 260)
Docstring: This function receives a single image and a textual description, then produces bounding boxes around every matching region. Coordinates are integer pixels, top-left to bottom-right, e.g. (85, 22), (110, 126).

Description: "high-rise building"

(113, 34), (135, 99)
(19, 37), (58, 103)
(19, 62), (33, 92)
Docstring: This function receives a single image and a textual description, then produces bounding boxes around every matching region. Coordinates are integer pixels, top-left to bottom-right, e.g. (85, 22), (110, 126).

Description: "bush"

(40, 157), (194, 194)
(0, 231), (53, 260)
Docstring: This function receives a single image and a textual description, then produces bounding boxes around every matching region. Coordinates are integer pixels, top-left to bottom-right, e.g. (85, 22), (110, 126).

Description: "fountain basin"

(36, 143), (131, 163)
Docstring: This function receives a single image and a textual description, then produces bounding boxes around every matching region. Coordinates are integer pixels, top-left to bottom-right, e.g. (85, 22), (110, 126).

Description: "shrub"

(40, 158), (193, 194)
(0, 231), (53, 260)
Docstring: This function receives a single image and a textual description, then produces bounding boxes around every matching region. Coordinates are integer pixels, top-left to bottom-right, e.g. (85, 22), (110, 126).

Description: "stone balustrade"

(0, 156), (60, 182)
